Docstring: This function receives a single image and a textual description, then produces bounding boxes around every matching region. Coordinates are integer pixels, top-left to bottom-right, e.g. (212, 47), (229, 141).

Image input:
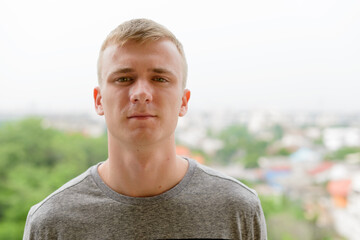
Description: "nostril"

(130, 94), (152, 104)
(130, 85), (153, 103)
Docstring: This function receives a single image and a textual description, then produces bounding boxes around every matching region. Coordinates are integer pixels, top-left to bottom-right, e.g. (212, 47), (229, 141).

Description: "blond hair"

(97, 19), (188, 88)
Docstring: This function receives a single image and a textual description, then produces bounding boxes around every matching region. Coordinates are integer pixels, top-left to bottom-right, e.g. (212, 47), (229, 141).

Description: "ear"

(179, 89), (190, 117)
(94, 87), (104, 116)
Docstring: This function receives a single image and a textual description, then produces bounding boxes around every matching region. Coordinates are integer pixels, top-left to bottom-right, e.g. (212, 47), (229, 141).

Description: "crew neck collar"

(91, 157), (196, 205)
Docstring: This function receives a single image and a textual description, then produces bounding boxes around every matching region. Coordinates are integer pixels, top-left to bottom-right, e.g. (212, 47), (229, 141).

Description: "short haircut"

(97, 18), (188, 88)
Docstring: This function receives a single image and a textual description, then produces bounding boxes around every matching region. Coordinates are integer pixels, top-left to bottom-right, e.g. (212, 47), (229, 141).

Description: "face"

(94, 39), (190, 147)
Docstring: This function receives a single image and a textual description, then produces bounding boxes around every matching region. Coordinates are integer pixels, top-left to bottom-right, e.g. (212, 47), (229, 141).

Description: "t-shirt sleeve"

(23, 205), (35, 240)
(251, 197), (268, 240)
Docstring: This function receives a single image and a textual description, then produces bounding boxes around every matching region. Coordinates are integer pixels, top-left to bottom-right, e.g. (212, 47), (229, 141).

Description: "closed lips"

(128, 114), (156, 118)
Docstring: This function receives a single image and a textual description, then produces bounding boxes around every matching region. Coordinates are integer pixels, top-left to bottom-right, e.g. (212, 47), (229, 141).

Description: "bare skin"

(94, 39), (190, 197)
(98, 152), (188, 197)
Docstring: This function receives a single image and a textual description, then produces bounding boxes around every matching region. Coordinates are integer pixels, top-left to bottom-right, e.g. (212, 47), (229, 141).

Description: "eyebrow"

(111, 68), (134, 75)
(149, 68), (176, 77)
(107, 67), (176, 80)
(106, 68), (134, 81)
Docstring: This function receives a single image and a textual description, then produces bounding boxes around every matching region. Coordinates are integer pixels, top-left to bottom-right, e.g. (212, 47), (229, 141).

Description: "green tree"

(326, 147), (360, 161)
(214, 124), (268, 168)
(0, 118), (107, 239)
(271, 124), (284, 141)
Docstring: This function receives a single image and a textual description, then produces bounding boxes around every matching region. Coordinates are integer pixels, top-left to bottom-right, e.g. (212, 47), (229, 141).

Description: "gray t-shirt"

(23, 158), (267, 239)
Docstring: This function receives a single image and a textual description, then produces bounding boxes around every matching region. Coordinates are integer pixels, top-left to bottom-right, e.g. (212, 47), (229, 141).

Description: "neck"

(98, 134), (188, 197)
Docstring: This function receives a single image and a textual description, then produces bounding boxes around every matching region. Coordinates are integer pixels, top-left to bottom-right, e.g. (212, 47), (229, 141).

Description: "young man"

(23, 19), (267, 239)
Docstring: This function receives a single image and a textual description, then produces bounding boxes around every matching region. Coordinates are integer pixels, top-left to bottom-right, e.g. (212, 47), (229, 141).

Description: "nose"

(129, 80), (153, 104)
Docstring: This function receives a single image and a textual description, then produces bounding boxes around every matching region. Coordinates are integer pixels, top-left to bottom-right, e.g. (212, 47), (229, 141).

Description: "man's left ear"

(179, 89), (191, 117)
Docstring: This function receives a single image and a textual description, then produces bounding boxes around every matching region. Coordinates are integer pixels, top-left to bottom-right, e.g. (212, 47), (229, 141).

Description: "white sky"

(1, 0), (359, 116)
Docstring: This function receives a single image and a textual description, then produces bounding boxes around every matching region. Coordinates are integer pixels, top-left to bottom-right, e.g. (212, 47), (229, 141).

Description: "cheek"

(172, 98), (184, 116)
(105, 89), (126, 105)
(102, 94), (121, 114)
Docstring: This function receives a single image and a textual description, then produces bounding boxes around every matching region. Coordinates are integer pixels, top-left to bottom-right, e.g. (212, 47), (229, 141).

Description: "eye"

(153, 77), (168, 83)
(116, 77), (133, 82)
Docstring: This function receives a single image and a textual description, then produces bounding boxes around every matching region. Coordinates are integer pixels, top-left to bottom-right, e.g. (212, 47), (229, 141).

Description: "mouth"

(127, 114), (157, 120)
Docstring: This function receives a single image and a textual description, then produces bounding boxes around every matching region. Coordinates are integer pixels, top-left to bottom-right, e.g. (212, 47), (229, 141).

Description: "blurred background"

(1, 0), (359, 239)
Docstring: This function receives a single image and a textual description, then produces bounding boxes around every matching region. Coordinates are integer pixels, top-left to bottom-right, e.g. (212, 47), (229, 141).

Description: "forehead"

(100, 39), (184, 81)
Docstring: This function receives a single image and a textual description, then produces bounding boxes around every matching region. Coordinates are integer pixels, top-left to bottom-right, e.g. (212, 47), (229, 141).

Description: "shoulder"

(190, 159), (261, 210)
(25, 166), (95, 228)
(193, 160), (257, 195)
(196, 162), (257, 194)
(194, 160), (266, 239)
(188, 160), (267, 238)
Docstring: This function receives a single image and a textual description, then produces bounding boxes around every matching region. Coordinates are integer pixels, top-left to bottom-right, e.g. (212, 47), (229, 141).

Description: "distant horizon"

(1, 105), (359, 118)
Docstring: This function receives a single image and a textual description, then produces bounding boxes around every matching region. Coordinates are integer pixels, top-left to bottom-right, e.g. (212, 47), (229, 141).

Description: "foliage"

(259, 194), (340, 240)
(326, 147), (360, 161)
(214, 124), (268, 168)
(0, 118), (107, 239)
(271, 124), (284, 141)
(259, 194), (305, 220)
(276, 147), (293, 156)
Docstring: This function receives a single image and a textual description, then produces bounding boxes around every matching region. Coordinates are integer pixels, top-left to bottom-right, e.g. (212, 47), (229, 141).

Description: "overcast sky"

(1, 0), (359, 116)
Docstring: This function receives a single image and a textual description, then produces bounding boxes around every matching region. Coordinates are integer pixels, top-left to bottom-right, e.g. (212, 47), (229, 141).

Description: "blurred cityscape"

(177, 109), (360, 240)
(1, 109), (359, 239)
